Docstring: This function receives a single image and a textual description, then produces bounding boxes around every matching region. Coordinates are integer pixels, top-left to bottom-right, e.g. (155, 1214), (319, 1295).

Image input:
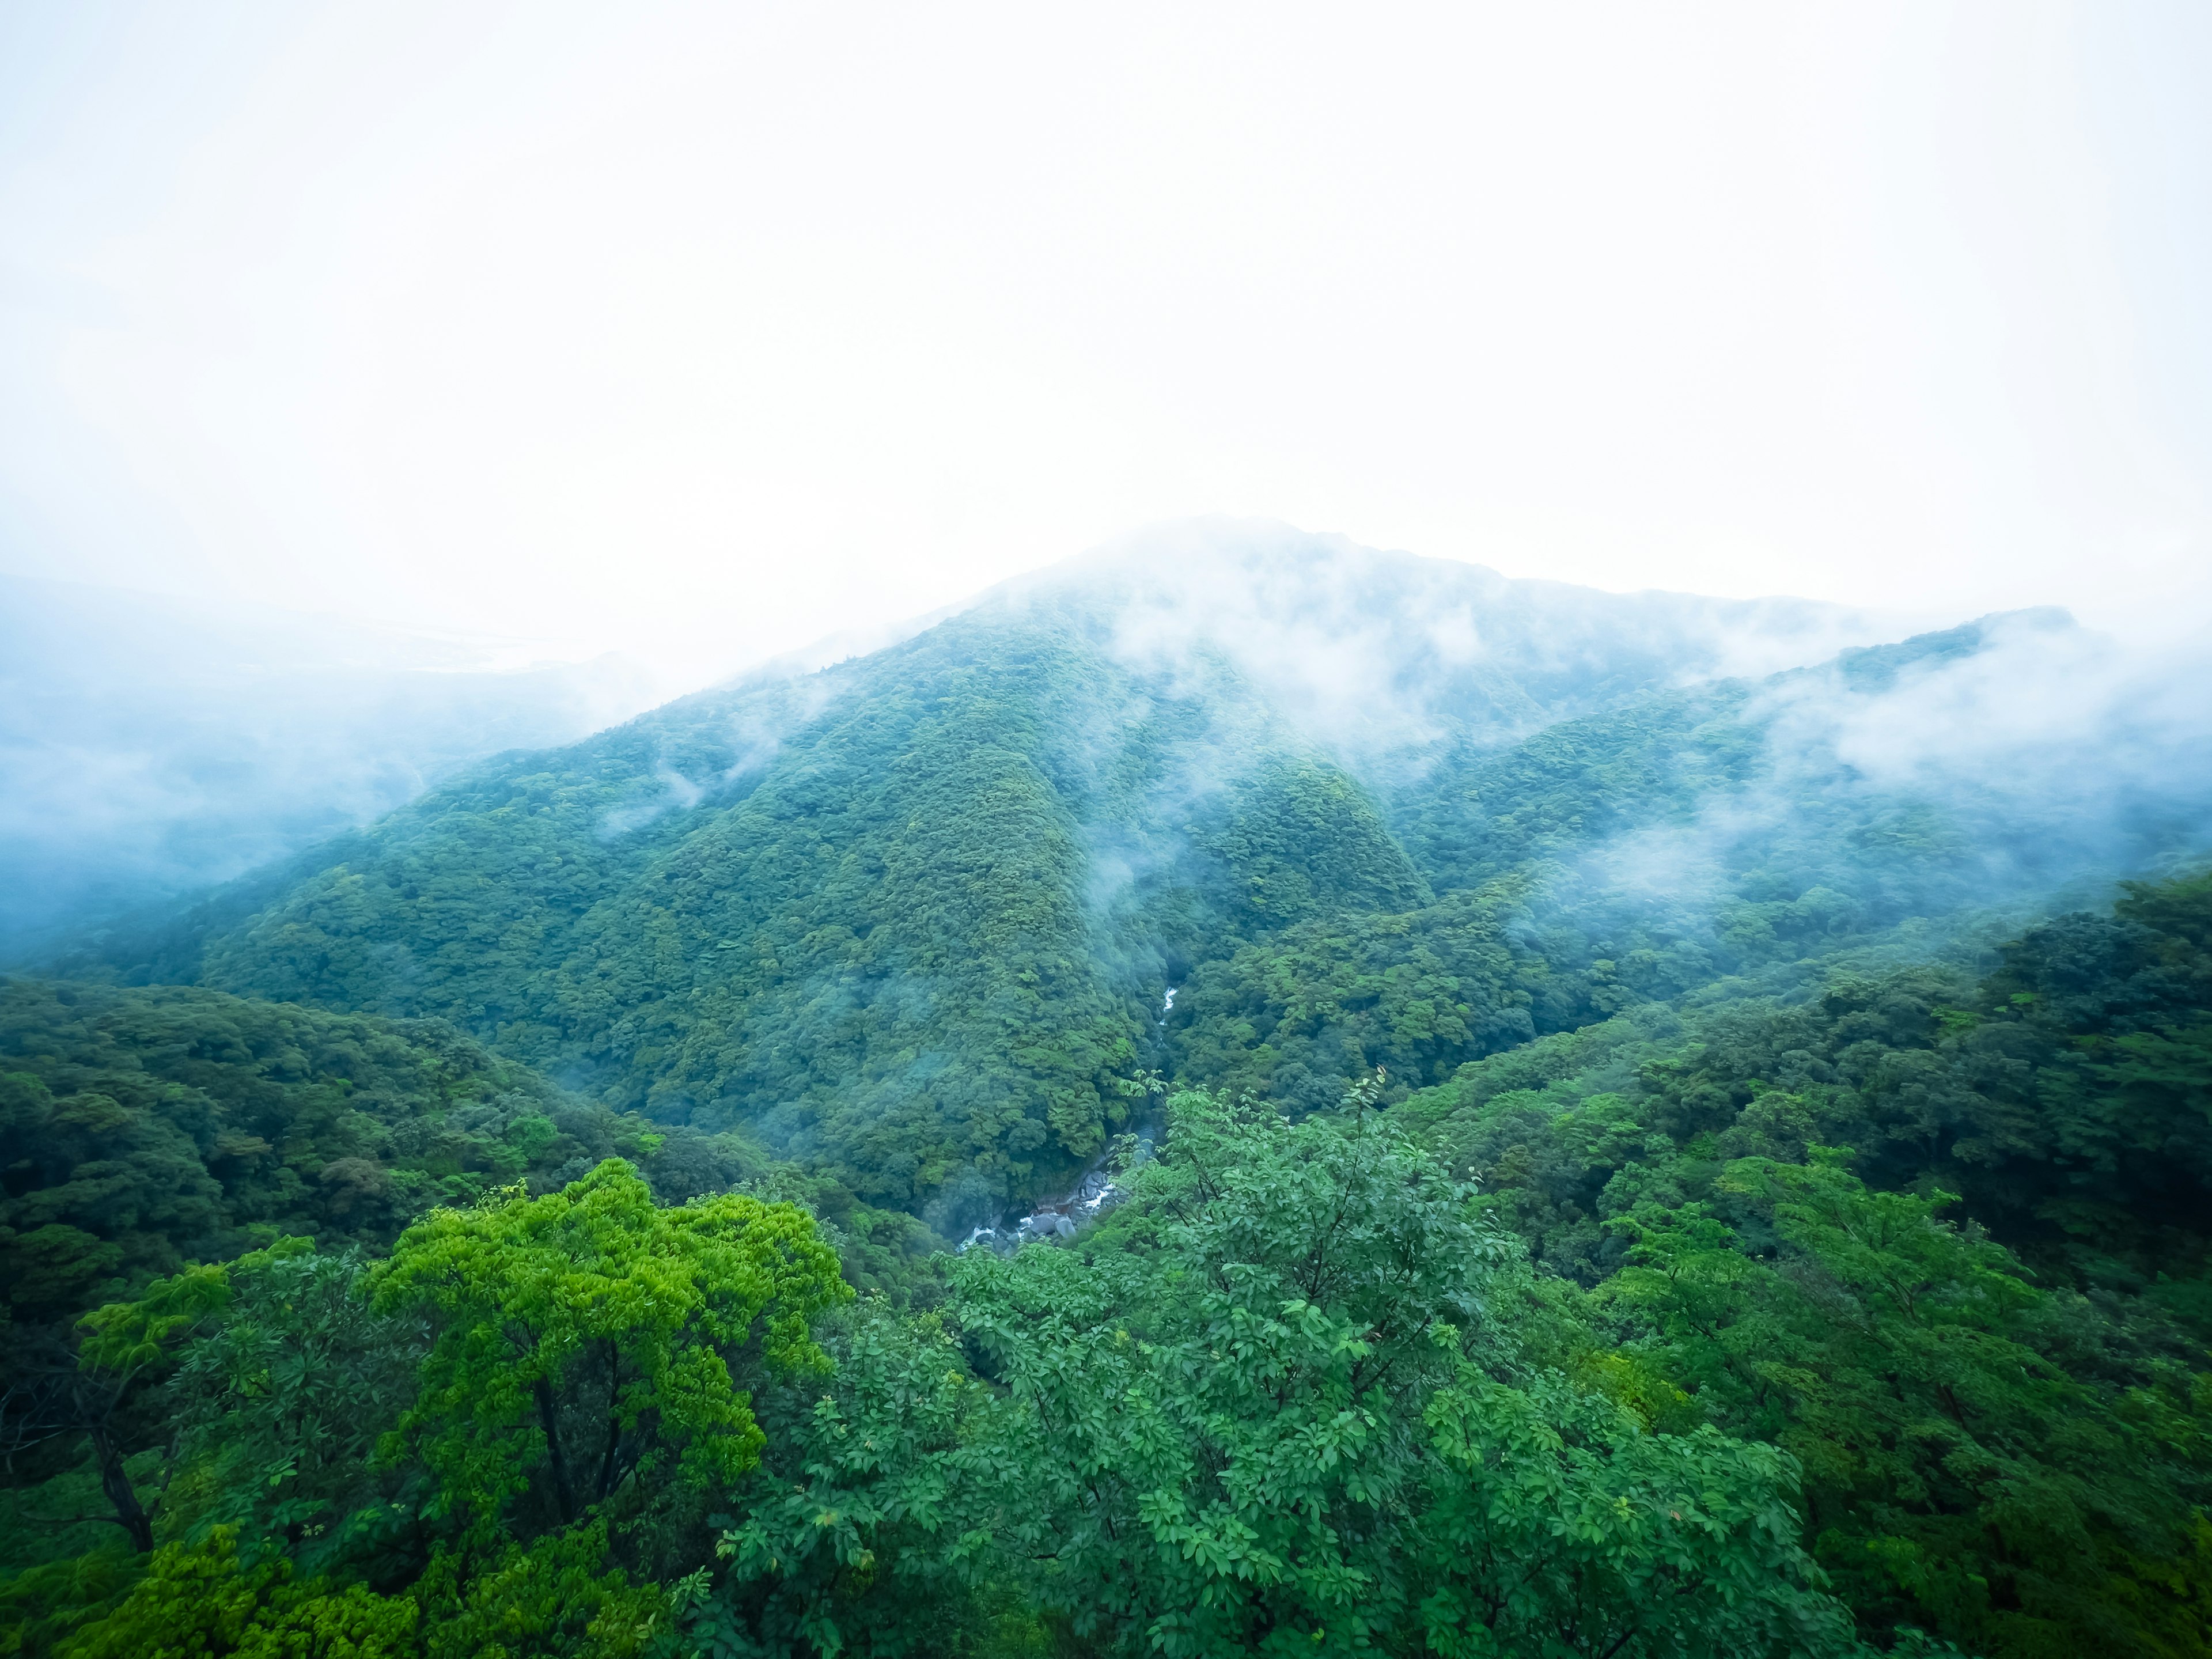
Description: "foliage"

(73, 605), (2074, 1217)
(15, 573), (2212, 1655)
(0, 979), (941, 1343)
(2, 1242), (291, 1557)
(1164, 888), (1531, 1110)
(61, 1526), (417, 1658)
(412, 1524), (669, 1659)
(168, 623), (1202, 1205)
(10, 1163), (850, 1659)
(948, 1089), (1861, 1657)
(1419, 1369), (1856, 1658)
(0, 980), (766, 1330)
(1601, 1156), (2212, 1657)
(370, 1163), (850, 1543)
(160, 1245), (428, 1555)
(1380, 874), (2212, 1655)
(0, 1543), (140, 1659)
(695, 1300), (1038, 1658)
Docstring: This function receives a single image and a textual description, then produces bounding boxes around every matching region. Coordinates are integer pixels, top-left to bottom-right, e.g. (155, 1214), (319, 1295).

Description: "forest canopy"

(4, 875), (2211, 1656)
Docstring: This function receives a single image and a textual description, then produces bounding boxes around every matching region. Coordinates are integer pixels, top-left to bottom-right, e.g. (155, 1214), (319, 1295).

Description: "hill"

(9, 526), (2212, 1659)
(60, 525), (2210, 1222)
(0, 979), (929, 1332)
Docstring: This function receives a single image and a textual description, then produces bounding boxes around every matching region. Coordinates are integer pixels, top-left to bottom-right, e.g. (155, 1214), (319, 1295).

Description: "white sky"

(3, 1), (2208, 688)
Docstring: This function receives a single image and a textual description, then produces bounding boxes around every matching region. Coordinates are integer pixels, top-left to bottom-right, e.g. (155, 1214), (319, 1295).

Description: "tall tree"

(369, 1162), (849, 1540)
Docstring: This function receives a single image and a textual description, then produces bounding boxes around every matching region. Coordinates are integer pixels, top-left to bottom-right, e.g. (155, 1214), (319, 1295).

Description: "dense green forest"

(0, 982), (937, 1325)
(8, 880), (2209, 1656)
(56, 594), (2126, 1228)
(10, 554), (2211, 1654)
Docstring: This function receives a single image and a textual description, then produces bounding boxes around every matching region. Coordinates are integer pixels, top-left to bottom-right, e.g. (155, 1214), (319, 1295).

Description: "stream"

(956, 984), (1175, 1252)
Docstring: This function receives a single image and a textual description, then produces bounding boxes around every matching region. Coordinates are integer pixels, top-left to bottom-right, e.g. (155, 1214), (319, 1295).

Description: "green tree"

(159, 1245), (427, 1556)
(1604, 1154), (2212, 1657)
(59, 1525), (416, 1658)
(696, 1299), (1037, 1658)
(410, 1523), (668, 1659)
(950, 1089), (1858, 1657)
(369, 1162), (850, 1541)
(3, 1245), (283, 1554)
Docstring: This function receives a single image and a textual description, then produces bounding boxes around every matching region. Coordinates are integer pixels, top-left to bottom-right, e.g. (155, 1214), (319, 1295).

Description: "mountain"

(59, 524), (2211, 1224)
(13, 524), (2212, 1659)
(0, 574), (658, 956)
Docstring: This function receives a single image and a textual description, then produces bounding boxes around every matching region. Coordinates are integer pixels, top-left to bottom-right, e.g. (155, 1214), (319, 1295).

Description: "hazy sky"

(3, 1), (2207, 685)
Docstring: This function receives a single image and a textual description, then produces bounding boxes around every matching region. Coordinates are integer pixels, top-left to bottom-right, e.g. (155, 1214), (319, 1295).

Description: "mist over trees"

(4, 525), (2210, 1657)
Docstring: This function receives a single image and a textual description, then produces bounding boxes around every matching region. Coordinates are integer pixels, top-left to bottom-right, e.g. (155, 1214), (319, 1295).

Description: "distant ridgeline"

(47, 525), (2206, 1225)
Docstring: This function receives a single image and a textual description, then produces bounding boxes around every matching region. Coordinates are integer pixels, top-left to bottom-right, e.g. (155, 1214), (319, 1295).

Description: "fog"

(3, 3), (2210, 690)
(996, 519), (1918, 762)
(1522, 600), (2212, 1002)
(961, 522), (2212, 979)
(4, 5), (2209, 961)
(7, 515), (2206, 969)
(0, 573), (657, 955)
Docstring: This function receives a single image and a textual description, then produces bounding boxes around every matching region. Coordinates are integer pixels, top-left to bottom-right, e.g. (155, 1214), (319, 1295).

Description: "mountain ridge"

(55, 528), (2116, 1223)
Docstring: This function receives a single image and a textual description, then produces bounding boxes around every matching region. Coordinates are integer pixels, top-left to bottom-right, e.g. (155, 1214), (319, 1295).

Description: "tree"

(60, 1526), (417, 1659)
(1, 1243), (294, 1554)
(1419, 1368), (1857, 1658)
(697, 1300), (1037, 1658)
(369, 1162), (850, 1541)
(160, 1245), (427, 1556)
(1603, 1154), (2212, 1657)
(949, 1089), (1859, 1658)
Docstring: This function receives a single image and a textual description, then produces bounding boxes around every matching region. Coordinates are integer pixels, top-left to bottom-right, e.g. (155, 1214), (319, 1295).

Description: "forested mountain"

(10, 525), (2211, 1657)
(61, 528), (2192, 1226)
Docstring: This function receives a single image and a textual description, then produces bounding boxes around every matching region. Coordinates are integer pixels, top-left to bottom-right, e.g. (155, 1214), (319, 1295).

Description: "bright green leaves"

(76, 1246), (274, 1377)
(60, 1522), (670, 1659)
(370, 1160), (849, 1532)
(412, 1522), (668, 1659)
(62, 1527), (419, 1659)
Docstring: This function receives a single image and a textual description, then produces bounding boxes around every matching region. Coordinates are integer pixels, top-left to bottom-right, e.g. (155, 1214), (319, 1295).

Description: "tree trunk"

(596, 1341), (622, 1504)
(90, 1425), (153, 1553)
(534, 1378), (577, 1523)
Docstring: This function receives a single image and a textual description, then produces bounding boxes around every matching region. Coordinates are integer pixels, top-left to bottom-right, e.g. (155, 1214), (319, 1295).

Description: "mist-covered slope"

(0, 574), (656, 956)
(68, 526), (2212, 1219)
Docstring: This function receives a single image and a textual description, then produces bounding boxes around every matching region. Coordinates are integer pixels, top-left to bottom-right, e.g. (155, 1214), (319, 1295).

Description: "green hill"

(63, 535), (2200, 1223)
(0, 979), (933, 1332)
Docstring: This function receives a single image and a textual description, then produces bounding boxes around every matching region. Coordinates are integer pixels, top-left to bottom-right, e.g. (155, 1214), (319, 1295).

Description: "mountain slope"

(0, 573), (655, 956)
(69, 527), (2208, 1218)
(151, 607), (1426, 1209)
